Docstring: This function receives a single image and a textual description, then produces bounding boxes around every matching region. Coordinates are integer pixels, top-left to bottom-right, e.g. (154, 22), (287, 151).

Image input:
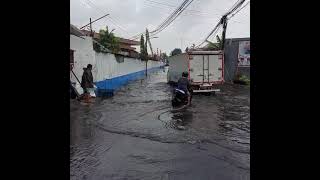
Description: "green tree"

(139, 34), (148, 61)
(95, 26), (120, 53)
(161, 52), (169, 64)
(140, 34), (145, 57)
(144, 29), (149, 60)
(161, 52), (168, 60)
(170, 48), (182, 56)
(206, 35), (222, 50)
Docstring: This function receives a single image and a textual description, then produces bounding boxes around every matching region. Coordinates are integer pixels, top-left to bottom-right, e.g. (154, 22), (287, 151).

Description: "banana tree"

(206, 35), (222, 50)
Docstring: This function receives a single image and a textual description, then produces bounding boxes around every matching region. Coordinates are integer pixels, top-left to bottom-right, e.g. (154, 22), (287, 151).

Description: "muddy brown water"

(70, 68), (250, 180)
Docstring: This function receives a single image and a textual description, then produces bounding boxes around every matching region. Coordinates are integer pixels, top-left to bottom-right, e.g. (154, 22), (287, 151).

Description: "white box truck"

(167, 53), (189, 83)
(168, 50), (224, 93)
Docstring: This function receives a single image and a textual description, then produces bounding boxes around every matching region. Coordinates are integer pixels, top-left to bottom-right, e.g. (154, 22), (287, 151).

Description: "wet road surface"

(70, 68), (250, 180)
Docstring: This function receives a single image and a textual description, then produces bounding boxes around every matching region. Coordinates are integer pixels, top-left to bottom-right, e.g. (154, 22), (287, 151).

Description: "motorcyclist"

(177, 71), (191, 106)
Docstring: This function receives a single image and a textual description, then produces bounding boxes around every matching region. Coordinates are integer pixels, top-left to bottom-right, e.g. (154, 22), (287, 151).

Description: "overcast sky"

(71, 0), (250, 53)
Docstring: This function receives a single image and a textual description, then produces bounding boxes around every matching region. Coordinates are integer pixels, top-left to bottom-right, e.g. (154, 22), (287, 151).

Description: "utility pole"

(145, 29), (148, 77)
(157, 48), (159, 60)
(221, 15), (228, 50)
(89, 18), (93, 37)
(146, 29), (153, 57)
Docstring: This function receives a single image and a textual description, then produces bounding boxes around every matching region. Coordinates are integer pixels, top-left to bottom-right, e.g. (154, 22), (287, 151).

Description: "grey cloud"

(71, 0), (250, 53)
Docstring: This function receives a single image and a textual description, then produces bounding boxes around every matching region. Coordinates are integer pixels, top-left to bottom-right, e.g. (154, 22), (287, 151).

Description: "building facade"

(224, 38), (250, 82)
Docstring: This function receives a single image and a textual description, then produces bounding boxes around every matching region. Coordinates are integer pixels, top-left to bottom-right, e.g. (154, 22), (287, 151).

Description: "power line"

(80, 14), (109, 29)
(84, 0), (132, 37)
(130, 0), (195, 40)
(130, 5), (221, 41)
(208, 25), (222, 41)
(107, 16), (129, 33)
(130, 0), (191, 39)
(151, 0), (190, 34)
(196, 0), (246, 47)
(142, 3), (220, 19)
(226, 0), (242, 14)
(150, 0), (194, 36)
(228, 1), (250, 20)
(196, 22), (222, 47)
(144, 0), (222, 17)
(145, 4), (225, 27)
(130, 32), (144, 40)
(225, 0), (246, 17)
(141, 3), (221, 30)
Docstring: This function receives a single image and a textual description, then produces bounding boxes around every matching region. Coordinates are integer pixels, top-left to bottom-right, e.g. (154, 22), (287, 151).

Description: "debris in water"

(177, 125), (186, 130)
(188, 140), (197, 144)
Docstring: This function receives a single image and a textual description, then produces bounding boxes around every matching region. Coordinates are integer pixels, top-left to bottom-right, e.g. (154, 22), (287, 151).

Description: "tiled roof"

(81, 30), (139, 45)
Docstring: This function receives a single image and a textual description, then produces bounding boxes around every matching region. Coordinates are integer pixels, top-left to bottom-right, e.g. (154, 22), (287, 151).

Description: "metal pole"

(71, 69), (81, 85)
(90, 18), (93, 37)
(202, 56), (205, 83)
(221, 16), (228, 50)
(145, 60), (148, 77)
(80, 14), (109, 30)
(145, 29), (148, 77)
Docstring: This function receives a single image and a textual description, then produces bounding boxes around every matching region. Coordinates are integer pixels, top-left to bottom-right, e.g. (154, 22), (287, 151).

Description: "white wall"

(95, 52), (163, 82)
(70, 34), (163, 84)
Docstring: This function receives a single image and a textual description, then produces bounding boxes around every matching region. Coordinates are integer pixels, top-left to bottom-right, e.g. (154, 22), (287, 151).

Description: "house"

(70, 25), (85, 71)
(81, 30), (140, 58)
(70, 24), (164, 96)
(70, 24), (96, 86)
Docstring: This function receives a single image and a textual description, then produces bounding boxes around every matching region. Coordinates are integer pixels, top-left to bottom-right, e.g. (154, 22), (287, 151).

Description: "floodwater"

(70, 68), (250, 180)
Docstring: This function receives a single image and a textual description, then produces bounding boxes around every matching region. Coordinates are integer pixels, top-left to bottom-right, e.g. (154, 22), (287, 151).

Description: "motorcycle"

(171, 88), (192, 108)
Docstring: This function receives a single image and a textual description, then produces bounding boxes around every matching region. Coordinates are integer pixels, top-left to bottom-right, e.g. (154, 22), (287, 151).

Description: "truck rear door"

(189, 54), (205, 83)
(189, 52), (224, 84)
(208, 54), (223, 82)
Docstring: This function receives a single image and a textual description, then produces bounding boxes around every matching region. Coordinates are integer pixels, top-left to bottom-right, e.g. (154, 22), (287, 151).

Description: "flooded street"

(70, 68), (250, 180)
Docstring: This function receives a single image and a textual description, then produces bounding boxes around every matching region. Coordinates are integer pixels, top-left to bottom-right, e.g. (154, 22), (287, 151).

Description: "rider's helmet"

(182, 71), (188, 77)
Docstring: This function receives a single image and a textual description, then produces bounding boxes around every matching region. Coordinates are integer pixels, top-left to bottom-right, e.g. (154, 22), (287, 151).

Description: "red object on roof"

(81, 30), (100, 39)
(118, 37), (139, 45)
(119, 44), (136, 51)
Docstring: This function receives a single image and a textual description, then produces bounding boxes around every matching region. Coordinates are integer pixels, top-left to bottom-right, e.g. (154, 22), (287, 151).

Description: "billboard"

(238, 41), (250, 67)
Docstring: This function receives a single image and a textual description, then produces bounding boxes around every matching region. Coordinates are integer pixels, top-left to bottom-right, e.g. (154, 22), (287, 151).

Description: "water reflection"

(171, 110), (193, 130)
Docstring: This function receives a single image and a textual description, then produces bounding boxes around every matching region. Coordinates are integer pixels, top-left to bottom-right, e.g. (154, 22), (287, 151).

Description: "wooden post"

(145, 60), (148, 77)
(145, 29), (148, 77)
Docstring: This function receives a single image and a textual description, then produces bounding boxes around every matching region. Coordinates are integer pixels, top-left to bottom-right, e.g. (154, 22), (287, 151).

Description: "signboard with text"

(238, 41), (250, 67)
